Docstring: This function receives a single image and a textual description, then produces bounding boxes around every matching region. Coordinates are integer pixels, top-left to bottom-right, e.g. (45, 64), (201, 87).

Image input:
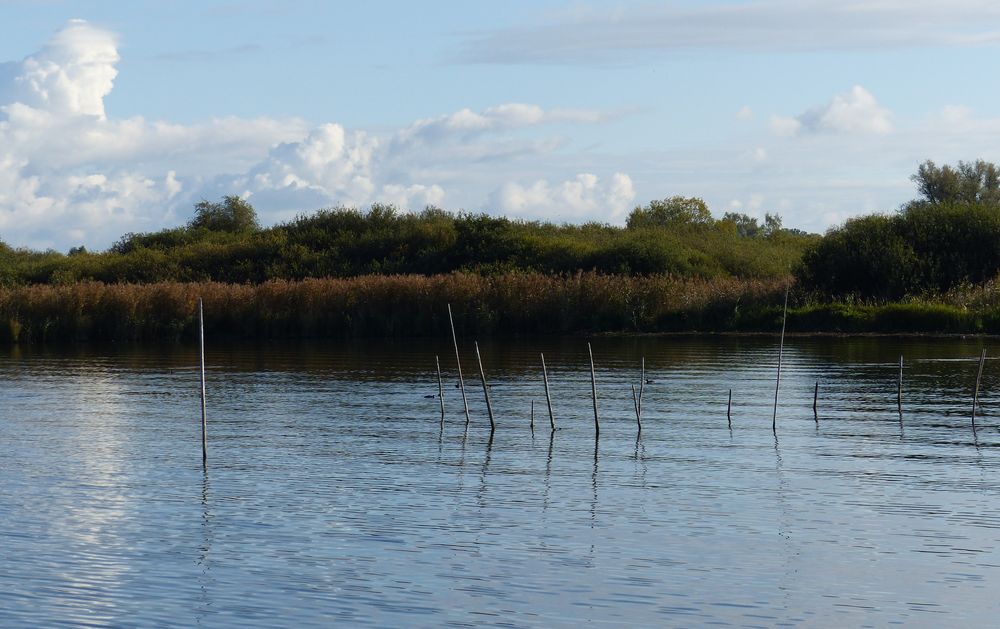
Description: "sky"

(2, 0), (1000, 250)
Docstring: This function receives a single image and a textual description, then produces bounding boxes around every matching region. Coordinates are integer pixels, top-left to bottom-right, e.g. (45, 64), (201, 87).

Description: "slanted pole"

(541, 353), (555, 431)
(772, 285), (789, 433)
(973, 349), (987, 428)
(631, 384), (641, 431)
(639, 357), (645, 418)
(588, 343), (599, 435)
(475, 341), (495, 432)
(447, 304), (471, 425)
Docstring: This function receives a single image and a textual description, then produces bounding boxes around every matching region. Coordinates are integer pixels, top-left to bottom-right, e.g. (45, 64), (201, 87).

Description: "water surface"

(2, 336), (1000, 627)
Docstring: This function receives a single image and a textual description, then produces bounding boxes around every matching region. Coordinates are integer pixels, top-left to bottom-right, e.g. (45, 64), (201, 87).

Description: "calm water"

(2, 336), (1000, 627)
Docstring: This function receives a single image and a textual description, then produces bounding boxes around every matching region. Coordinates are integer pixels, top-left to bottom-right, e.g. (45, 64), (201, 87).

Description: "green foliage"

(798, 159), (1000, 300)
(798, 214), (918, 299)
(910, 159), (1000, 207)
(190, 195), (261, 233)
(0, 199), (815, 286)
(720, 212), (784, 238)
(627, 196), (712, 228)
(721, 212), (762, 238)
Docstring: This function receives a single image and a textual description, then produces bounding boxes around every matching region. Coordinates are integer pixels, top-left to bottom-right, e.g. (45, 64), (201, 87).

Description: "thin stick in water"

(475, 341), (495, 432)
(727, 388), (732, 428)
(639, 357), (645, 418)
(588, 342), (599, 435)
(772, 285), (789, 433)
(198, 297), (207, 466)
(897, 355), (903, 415)
(447, 304), (470, 425)
(631, 384), (641, 431)
(813, 381), (819, 418)
(541, 352), (556, 431)
(972, 348), (987, 428)
(436, 355), (445, 424)
(530, 399), (535, 432)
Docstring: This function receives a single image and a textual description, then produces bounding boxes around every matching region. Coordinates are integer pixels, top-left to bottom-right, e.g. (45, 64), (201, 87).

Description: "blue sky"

(2, 0), (1000, 250)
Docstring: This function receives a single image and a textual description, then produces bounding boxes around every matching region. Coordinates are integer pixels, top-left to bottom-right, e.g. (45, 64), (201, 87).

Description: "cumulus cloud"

(770, 86), (892, 137)
(240, 123), (379, 207)
(0, 21), (312, 246)
(488, 172), (635, 222)
(0, 21), (624, 249)
(0, 20), (119, 119)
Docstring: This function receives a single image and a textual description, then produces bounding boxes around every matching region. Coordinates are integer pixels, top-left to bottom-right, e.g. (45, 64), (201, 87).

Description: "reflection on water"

(2, 336), (1000, 626)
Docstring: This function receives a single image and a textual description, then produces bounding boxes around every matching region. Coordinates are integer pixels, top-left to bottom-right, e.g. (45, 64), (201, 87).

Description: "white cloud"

(488, 172), (635, 222)
(239, 123), (379, 208)
(380, 183), (446, 209)
(393, 102), (607, 147)
(771, 86), (892, 137)
(736, 105), (754, 121)
(0, 21), (623, 249)
(769, 115), (802, 137)
(0, 19), (118, 119)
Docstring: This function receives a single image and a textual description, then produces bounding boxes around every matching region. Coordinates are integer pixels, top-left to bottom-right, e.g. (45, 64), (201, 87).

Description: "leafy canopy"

(190, 195), (260, 233)
(909, 159), (1000, 207)
(627, 196), (712, 228)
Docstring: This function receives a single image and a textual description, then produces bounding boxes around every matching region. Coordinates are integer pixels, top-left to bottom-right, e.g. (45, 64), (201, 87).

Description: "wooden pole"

(588, 342), (599, 435)
(727, 388), (732, 428)
(772, 285), (789, 433)
(447, 304), (470, 425)
(631, 384), (641, 431)
(475, 341), (495, 432)
(541, 353), (556, 431)
(530, 399), (535, 432)
(639, 357), (645, 418)
(436, 355), (445, 424)
(972, 348), (987, 428)
(897, 355), (903, 415)
(198, 298), (207, 466)
(813, 381), (819, 417)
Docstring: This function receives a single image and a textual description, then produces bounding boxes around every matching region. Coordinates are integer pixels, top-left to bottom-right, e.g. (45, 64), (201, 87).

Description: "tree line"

(0, 196), (810, 286)
(3, 158), (1000, 305)
(797, 160), (1000, 299)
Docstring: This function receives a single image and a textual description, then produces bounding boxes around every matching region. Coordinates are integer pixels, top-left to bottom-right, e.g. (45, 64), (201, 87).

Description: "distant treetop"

(190, 195), (260, 233)
(909, 159), (1000, 208)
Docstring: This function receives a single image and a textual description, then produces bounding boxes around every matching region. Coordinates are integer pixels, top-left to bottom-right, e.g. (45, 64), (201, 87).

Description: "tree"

(189, 195), (260, 233)
(909, 159), (1000, 207)
(626, 196), (712, 229)
(721, 212), (761, 238)
(763, 213), (783, 237)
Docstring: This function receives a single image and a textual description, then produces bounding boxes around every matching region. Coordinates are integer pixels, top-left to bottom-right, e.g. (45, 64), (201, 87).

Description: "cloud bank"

(0, 21), (629, 250)
(457, 0), (1000, 64)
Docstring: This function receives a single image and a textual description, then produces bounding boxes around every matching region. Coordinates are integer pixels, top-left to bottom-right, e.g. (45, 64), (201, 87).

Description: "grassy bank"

(3, 272), (1000, 344)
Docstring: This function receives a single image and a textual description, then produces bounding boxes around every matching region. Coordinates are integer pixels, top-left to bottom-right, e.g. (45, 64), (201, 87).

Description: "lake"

(2, 336), (1000, 627)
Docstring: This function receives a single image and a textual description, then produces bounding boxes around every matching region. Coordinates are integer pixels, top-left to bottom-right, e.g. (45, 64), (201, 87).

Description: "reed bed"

(0, 272), (785, 343)
(7, 271), (1000, 344)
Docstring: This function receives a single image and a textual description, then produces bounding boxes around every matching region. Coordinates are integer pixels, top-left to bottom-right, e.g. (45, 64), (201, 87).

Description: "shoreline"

(1, 274), (998, 344)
